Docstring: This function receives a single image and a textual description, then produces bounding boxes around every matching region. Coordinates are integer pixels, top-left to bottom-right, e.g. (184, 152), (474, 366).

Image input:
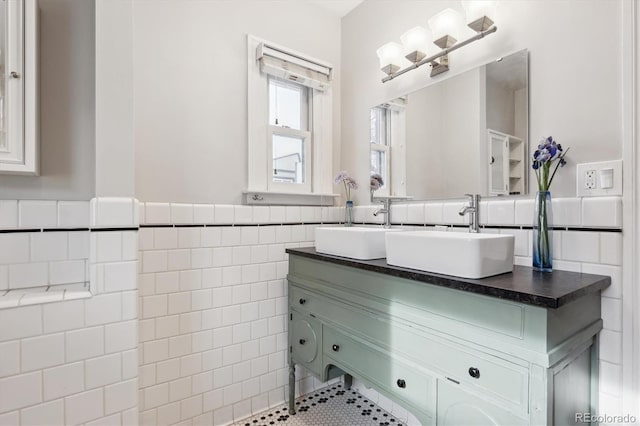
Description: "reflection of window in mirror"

(268, 77), (311, 192)
(369, 98), (407, 199)
(370, 106), (390, 197)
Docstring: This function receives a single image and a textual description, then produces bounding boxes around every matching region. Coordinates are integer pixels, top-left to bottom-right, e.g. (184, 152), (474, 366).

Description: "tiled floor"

(234, 384), (405, 426)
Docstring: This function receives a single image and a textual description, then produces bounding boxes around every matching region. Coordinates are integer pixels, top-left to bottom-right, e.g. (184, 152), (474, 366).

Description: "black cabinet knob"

(299, 298), (306, 305)
(397, 379), (406, 388)
(332, 344), (340, 352)
(468, 367), (480, 379)
(299, 339), (306, 345)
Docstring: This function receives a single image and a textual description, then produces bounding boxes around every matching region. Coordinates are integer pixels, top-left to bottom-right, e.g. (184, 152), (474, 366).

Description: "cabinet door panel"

(290, 310), (322, 375)
(437, 380), (526, 426)
(488, 130), (508, 195)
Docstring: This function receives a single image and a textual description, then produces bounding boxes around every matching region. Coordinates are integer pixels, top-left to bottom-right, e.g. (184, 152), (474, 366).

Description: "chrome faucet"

(373, 198), (392, 229)
(459, 194), (480, 233)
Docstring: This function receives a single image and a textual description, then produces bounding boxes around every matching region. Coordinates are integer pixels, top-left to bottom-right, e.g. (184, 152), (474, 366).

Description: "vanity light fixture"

(377, 1), (498, 82)
(376, 42), (405, 76)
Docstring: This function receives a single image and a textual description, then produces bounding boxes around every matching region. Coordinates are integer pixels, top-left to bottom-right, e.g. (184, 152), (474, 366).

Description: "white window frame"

(247, 35), (334, 204)
(268, 126), (311, 193)
(0, 0), (38, 175)
(370, 106), (391, 198)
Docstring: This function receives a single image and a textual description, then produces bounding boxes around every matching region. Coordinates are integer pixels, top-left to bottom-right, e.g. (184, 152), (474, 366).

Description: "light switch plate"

(577, 160), (623, 197)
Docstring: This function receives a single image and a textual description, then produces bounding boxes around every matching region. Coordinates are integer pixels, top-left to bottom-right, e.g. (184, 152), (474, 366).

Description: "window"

(370, 106), (391, 197)
(368, 98), (408, 198)
(247, 35), (334, 205)
(268, 77), (311, 191)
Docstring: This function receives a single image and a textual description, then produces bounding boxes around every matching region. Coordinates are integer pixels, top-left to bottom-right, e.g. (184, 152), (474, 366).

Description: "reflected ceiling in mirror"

(369, 49), (529, 201)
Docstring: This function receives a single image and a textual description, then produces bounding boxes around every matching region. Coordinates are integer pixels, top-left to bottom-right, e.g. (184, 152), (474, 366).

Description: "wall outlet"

(576, 160), (623, 197)
(584, 170), (596, 189)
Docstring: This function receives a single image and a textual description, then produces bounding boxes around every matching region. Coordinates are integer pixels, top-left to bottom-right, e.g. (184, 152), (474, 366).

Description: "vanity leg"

(289, 362), (296, 415)
(344, 373), (353, 390)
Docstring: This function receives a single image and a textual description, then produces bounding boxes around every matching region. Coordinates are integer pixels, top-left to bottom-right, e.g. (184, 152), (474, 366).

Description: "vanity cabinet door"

(290, 310), (322, 375)
(436, 380), (527, 426)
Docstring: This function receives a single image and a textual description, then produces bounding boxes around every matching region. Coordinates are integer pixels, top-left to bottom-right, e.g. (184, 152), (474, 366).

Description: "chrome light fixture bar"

(378, 1), (498, 83)
(382, 25), (497, 83)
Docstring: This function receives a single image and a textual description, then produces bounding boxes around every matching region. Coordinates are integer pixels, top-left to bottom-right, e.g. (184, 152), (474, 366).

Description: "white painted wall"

(486, 76), (515, 136)
(342, 0), (623, 204)
(133, 0), (342, 204)
(95, 0), (135, 198)
(0, 0), (95, 200)
(404, 68), (482, 199)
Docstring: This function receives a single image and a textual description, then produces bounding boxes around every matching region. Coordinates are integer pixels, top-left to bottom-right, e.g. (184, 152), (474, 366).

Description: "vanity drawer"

(323, 326), (435, 414)
(432, 345), (529, 416)
(289, 285), (323, 314)
(290, 310), (322, 376)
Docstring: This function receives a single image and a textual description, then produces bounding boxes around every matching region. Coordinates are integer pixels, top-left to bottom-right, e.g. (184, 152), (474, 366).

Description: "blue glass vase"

(344, 201), (354, 227)
(532, 191), (553, 272)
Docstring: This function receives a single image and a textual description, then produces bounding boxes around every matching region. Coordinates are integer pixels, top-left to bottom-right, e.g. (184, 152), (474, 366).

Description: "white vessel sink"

(385, 231), (514, 279)
(315, 227), (402, 260)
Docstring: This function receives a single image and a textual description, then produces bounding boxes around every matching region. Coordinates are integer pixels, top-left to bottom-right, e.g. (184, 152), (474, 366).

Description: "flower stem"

(548, 148), (570, 188)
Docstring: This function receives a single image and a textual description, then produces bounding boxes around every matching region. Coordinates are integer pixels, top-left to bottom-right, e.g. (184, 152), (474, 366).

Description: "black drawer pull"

(299, 339), (306, 345)
(299, 298), (306, 305)
(332, 344), (340, 352)
(396, 379), (406, 389)
(468, 367), (480, 379)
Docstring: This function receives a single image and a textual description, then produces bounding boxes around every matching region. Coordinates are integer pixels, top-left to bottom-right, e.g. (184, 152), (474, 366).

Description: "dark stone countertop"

(286, 247), (611, 309)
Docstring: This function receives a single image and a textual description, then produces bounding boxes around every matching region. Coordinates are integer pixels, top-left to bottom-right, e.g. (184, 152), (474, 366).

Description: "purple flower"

(334, 171), (358, 201)
(531, 136), (570, 191)
(345, 177), (359, 190)
(334, 171), (348, 184)
(370, 173), (384, 191)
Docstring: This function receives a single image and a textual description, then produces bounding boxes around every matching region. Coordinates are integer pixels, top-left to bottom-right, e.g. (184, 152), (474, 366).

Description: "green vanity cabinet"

(286, 248), (610, 425)
(436, 380), (527, 426)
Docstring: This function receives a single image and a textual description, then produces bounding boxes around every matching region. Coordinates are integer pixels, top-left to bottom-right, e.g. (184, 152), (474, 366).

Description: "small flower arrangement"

(370, 173), (384, 198)
(532, 136), (569, 192)
(531, 136), (569, 272)
(334, 171), (358, 202)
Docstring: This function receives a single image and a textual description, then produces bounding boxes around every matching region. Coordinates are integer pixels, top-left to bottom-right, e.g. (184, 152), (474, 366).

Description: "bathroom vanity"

(286, 247), (610, 425)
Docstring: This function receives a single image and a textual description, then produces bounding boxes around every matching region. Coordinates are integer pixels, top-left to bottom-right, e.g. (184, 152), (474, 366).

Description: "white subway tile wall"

(0, 195), (623, 426)
(0, 231), (89, 292)
(90, 198), (139, 229)
(0, 227), (138, 425)
(138, 223), (318, 425)
(136, 197), (623, 426)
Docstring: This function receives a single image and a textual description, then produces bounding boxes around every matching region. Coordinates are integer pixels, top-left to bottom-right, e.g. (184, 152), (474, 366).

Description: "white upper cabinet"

(0, 0), (38, 175)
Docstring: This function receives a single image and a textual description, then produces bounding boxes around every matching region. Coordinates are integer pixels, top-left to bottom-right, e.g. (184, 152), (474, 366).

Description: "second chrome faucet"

(373, 198), (392, 229)
(459, 194), (480, 233)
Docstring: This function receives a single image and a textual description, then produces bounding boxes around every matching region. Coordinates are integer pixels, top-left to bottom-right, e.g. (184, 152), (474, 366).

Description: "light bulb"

(400, 26), (431, 62)
(428, 8), (462, 49)
(462, 0), (497, 32)
(376, 42), (405, 75)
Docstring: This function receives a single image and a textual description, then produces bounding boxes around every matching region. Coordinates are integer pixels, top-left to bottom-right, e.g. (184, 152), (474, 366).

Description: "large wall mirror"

(370, 49), (528, 201)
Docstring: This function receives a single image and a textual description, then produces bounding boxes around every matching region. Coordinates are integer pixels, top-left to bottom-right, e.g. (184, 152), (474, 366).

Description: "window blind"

(257, 42), (333, 91)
